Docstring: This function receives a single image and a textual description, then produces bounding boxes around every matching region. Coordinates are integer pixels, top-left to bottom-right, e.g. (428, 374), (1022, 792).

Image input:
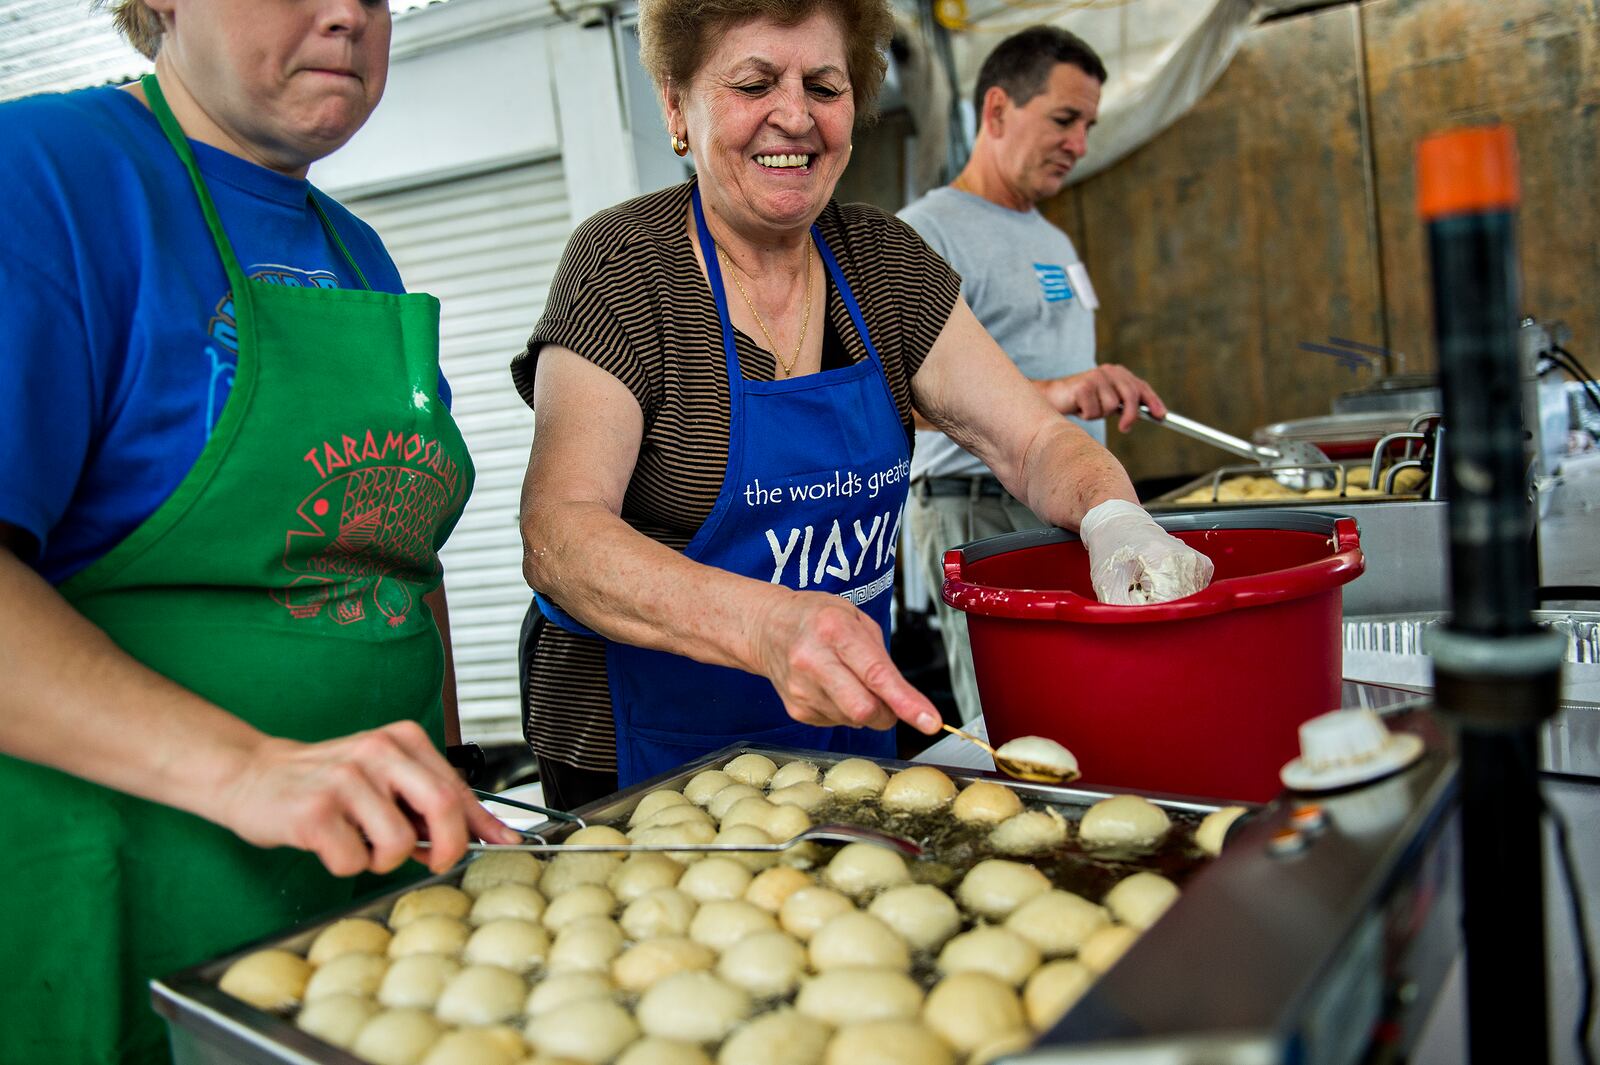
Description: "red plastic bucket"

(942, 512), (1364, 802)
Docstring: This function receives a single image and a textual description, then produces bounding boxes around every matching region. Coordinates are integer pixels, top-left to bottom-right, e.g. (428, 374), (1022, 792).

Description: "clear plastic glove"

(1078, 499), (1215, 605)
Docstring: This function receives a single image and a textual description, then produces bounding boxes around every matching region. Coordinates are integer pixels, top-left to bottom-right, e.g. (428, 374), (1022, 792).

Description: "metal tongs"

(420, 822), (923, 859)
(1138, 405), (1338, 491)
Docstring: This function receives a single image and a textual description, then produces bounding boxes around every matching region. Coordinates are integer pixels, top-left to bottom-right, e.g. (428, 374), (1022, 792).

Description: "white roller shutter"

(348, 159), (572, 745)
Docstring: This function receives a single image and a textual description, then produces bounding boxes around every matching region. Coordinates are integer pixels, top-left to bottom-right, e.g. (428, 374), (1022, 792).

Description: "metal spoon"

(940, 725), (1082, 785)
(419, 822), (923, 859)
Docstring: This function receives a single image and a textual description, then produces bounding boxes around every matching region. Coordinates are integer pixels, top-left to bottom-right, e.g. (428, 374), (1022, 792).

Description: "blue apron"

(539, 188), (908, 786)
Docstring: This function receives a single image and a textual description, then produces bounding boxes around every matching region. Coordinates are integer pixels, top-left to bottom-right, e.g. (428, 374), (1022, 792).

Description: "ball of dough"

(690, 899), (778, 952)
(952, 781), (1024, 825)
(763, 803), (812, 844)
(569, 824), (631, 846)
(388, 885), (471, 929)
(633, 821), (719, 863)
(720, 796), (779, 832)
(1104, 872), (1179, 930)
(937, 927), (1041, 986)
(809, 912), (910, 971)
(435, 963), (527, 1025)
(622, 886), (700, 940)
(923, 972), (1025, 1053)
(745, 866), (813, 912)
(613, 937), (717, 993)
(1078, 924), (1141, 974)
(880, 766), (956, 812)
(524, 970), (615, 1016)
(630, 789), (692, 827)
(524, 997), (640, 1064)
(309, 918), (392, 965)
(956, 860), (1051, 921)
(542, 884), (617, 931)
(989, 808), (1069, 855)
(707, 784), (764, 823)
(637, 971), (752, 1043)
(352, 1009), (444, 1065)
(795, 968), (923, 1025)
(1195, 805), (1250, 856)
(618, 1037), (715, 1065)
(718, 1009), (831, 1065)
(1003, 890), (1109, 957)
(822, 758), (888, 800)
(470, 883), (547, 927)
(635, 802), (716, 833)
(610, 853), (686, 903)
(824, 1022), (954, 1065)
(779, 886), (856, 941)
(1024, 959), (1094, 1030)
(767, 781), (829, 812)
(867, 885), (962, 953)
(724, 753), (778, 788)
(823, 843), (910, 899)
(679, 857), (754, 902)
(304, 952), (387, 1000)
(1077, 795), (1171, 849)
(548, 916), (626, 974)
(769, 760), (822, 790)
(377, 953), (460, 1010)
(717, 930), (807, 998)
(419, 1027), (519, 1065)
(464, 918), (549, 973)
(685, 770), (736, 806)
(296, 992), (378, 1049)
(462, 851), (545, 898)
(544, 828), (628, 896)
(713, 824), (780, 871)
(968, 1029), (1034, 1065)
(386, 915), (469, 959)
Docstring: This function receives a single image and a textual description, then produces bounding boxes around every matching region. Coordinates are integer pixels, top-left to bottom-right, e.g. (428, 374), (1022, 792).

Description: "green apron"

(0, 75), (474, 1065)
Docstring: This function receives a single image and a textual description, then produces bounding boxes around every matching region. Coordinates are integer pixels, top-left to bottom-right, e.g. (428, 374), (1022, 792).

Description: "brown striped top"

(511, 179), (961, 772)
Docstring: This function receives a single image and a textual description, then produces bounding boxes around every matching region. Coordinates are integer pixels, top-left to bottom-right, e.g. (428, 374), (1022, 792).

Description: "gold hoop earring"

(671, 133), (689, 157)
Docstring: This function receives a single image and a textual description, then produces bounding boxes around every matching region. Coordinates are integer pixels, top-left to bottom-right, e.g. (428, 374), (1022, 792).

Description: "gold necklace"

(717, 244), (813, 378)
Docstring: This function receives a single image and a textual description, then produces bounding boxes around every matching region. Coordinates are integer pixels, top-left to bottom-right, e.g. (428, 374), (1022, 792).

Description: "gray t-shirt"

(898, 186), (1101, 480)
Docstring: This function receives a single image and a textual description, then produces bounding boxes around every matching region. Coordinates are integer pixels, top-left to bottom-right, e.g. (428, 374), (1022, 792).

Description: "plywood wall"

(1046, 0), (1600, 482)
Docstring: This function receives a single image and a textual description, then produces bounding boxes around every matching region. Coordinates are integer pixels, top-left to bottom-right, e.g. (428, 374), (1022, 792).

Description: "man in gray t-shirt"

(899, 26), (1169, 723)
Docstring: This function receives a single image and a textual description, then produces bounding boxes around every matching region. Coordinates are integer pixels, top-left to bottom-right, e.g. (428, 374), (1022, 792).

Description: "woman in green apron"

(0, 3), (520, 1061)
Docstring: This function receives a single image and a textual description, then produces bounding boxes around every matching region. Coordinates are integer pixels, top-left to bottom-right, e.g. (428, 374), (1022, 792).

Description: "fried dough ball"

(823, 842), (910, 899)
(619, 1037), (715, 1065)
(1078, 924), (1141, 974)
(542, 884), (617, 931)
(712, 824), (780, 872)
(304, 952), (387, 1000)
(720, 796), (779, 832)
(679, 858), (755, 902)
(937, 927), (1041, 986)
(707, 784), (764, 822)
(989, 808), (1069, 855)
(745, 866), (813, 912)
(633, 821), (719, 863)
(1195, 805), (1250, 855)
(951, 781), (1024, 825)
(724, 753), (778, 788)
(435, 963), (526, 1025)
(769, 760), (822, 790)
(795, 968), (924, 1025)
(717, 930), (808, 998)
(867, 884), (962, 952)
(763, 803), (813, 844)
(880, 766), (956, 812)
(821, 758), (888, 800)
(809, 912), (910, 971)
(220, 949), (312, 1011)
(630, 789), (692, 827)
(524, 997), (639, 1064)
(470, 883), (547, 927)
(823, 1021), (954, 1065)
(543, 827), (629, 896)
(462, 851), (544, 898)
(463, 918), (549, 973)
(718, 1008), (831, 1065)
(767, 781), (829, 812)
(296, 992), (378, 1049)
(420, 1027), (519, 1065)
(352, 1009), (443, 1065)
(621, 886), (700, 940)
(388, 885), (471, 929)
(1104, 872), (1179, 930)
(684, 770), (736, 806)
(524, 970), (614, 1016)
(634, 803), (716, 833)
(1003, 890), (1109, 957)
(637, 971), (753, 1043)
(613, 937), (717, 993)
(610, 853), (686, 903)
(923, 972), (1025, 1053)
(309, 918), (392, 965)
(377, 953), (460, 1010)
(1024, 959), (1094, 1029)
(547, 916), (625, 975)
(1077, 795), (1171, 849)
(386, 916), (469, 959)
(779, 886), (856, 941)
(689, 899), (778, 952)
(956, 860), (1051, 920)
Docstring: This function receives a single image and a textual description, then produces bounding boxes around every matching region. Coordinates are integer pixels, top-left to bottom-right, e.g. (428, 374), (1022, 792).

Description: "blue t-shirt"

(0, 85), (449, 584)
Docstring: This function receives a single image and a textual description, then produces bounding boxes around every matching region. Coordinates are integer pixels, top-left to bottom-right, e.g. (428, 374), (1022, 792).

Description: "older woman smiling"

(513, 0), (1212, 802)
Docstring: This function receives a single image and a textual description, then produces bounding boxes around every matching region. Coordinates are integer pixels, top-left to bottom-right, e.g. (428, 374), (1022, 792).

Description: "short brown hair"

(638, 0), (894, 122)
(94, 0), (164, 60)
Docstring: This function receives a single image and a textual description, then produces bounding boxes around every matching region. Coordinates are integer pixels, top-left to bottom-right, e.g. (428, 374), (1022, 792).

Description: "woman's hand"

(1043, 365), (1166, 432)
(1077, 499), (1214, 605)
(753, 591), (942, 734)
(215, 721), (523, 877)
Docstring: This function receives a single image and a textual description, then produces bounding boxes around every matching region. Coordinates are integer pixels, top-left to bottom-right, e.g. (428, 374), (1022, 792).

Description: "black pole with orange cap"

(1418, 126), (1565, 1062)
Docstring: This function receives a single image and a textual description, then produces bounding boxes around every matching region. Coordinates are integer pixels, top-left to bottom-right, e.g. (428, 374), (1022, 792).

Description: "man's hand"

(1042, 365), (1166, 431)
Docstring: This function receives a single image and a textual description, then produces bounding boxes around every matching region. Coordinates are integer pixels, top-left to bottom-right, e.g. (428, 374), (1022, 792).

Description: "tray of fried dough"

(155, 746), (1248, 1065)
